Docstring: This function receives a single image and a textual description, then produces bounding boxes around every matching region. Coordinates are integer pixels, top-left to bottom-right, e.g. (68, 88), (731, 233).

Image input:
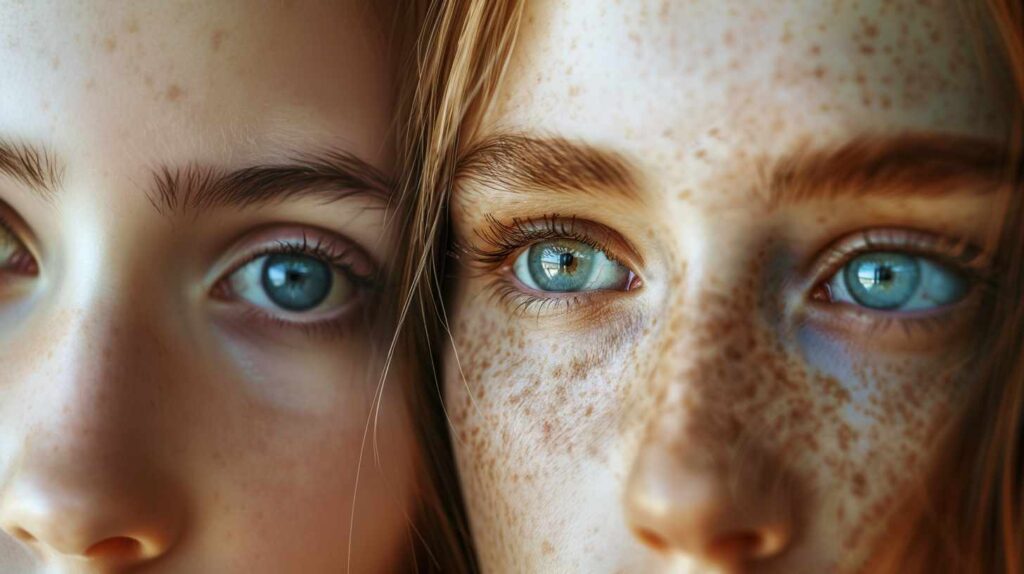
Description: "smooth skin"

(0, 1), (416, 573)
(446, 0), (1009, 572)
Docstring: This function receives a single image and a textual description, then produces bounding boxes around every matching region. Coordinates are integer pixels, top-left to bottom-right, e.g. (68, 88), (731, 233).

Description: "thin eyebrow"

(148, 149), (392, 216)
(768, 133), (1014, 206)
(457, 134), (642, 202)
(0, 139), (64, 200)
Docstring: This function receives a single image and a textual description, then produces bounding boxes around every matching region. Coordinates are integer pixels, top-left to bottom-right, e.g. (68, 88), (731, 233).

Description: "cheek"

(187, 346), (417, 571)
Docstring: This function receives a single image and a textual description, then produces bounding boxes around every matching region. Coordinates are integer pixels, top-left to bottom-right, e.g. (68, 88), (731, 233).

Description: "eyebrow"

(0, 138), (390, 214)
(457, 134), (642, 201)
(768, 133), (1015, 206)
(149, 150), (392, 216)
(0, 139), (64, 199)
(456, 132), (1014, 205)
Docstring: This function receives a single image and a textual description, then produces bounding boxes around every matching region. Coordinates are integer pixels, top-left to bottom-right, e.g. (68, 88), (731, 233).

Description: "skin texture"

(0, 1), (416, 573)
(445, 0), (1010, 572)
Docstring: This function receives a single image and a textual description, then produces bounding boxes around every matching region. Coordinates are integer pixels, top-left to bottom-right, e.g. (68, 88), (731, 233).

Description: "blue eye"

(228, 252), (355, 314)
(825, 251), (968, 311)
(512, 239), (634, 292)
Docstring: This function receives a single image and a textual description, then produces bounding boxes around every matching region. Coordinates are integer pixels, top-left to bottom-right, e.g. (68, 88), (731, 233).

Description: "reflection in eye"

(512, 239), (633, 292)
(228, 252), (356, 314)
(825, 251), (968, 311)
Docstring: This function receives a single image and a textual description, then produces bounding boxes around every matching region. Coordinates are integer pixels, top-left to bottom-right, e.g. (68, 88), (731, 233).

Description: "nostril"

(707, 531), (762, 560)
(85, 536), (142, 559)
(708, 528), (788, 561)
(633, 527), (669, 553)
(10, 527), (36, 544)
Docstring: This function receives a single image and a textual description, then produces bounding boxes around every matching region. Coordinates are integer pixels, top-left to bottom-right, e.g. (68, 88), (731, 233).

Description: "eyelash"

(461, 213), (632, 316)
(213, 233), (380, 338)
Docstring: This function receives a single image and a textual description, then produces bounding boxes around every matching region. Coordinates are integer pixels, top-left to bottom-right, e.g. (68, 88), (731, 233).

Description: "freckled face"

(446, 1), (1009, 572)
(0, 1), (415, 573)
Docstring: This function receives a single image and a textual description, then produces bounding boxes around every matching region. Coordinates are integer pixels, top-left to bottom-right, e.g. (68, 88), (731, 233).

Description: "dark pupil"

(874, 266), (894, 284)
(261, 254), (332, 311)
(558, 252), (575, 271)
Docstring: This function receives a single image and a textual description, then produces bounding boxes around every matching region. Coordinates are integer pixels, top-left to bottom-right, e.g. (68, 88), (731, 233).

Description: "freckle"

(694, 149), (707, 160)
(210, 28), (226, 51)
(859, 44), (875, 55)
(50, 56), (60, 69)
(102, 35), (117, 52)
(165, 84), (185, 102)
(812, 65), (826, 79)
(568, 85), (580, 97)
(84, 77), (96, 90)
(880, 95), (892, 109)
(809, 44), (821, 56)
(125, 18), (139, 34)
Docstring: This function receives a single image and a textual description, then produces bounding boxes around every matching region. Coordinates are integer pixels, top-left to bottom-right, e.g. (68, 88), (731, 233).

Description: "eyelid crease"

(807, 227), (994, 296)
(209, 227), (383, 302)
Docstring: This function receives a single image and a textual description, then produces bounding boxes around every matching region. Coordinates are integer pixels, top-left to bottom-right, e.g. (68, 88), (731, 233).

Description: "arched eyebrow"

(0, 139), (390, 213)
(148, 149), (392, 216)
(456, 132), (1014, 205)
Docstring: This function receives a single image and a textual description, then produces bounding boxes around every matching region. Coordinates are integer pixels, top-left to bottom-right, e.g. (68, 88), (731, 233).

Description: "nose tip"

(0, 484), (183, 567)
(624, 448), (795, 566)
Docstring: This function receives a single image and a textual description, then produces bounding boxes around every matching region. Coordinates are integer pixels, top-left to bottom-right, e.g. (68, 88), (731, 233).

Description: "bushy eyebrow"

(0, 139), (390, 213)
(148, 150), (392, 216)
(0, 139), (64, 200)
(457, 134), (642, 201)
(768, 133), (1015, 206)
(456, 132), (1013, 205)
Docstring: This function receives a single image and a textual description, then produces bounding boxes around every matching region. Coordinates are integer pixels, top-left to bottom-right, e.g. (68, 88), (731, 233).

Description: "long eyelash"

(816, 228), (992, 289)
(246, 233), (379, 290)
(459, 213), (616, 272)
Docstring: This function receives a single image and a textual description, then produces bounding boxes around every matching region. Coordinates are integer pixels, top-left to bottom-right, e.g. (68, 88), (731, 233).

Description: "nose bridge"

(622, 265), (801, 562)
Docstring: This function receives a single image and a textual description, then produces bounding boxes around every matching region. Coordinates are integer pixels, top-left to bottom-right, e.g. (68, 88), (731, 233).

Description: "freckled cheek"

(790, 331), (963, 558)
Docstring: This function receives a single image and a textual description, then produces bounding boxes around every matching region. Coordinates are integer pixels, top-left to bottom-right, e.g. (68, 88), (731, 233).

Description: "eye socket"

(823, 251), (968, 311)
(224, 251), (359, 317)
(511, 239), (635, 293)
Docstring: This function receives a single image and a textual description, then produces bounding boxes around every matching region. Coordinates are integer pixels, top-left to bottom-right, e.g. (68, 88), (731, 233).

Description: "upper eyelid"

(209, 227), (378, 288)
(464, 214), (646, 273)
(807, 228), (989, 288)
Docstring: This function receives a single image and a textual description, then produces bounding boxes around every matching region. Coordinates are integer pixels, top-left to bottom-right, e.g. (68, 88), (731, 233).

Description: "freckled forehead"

(489, 0), (1004, 146)
(0, 0), (394, 169)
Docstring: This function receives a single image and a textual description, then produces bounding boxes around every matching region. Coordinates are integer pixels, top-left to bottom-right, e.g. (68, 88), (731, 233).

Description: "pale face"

(446, 1), (1009, 572)
(0, 1), (417, 573)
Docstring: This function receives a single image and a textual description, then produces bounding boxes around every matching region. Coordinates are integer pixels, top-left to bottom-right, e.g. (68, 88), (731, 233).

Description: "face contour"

(446, 1), (1009, 572)
(0, 2), (416, 572)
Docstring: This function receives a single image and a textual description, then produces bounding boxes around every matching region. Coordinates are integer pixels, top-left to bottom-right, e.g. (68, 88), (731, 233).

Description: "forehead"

(0, 0), (393, 169)
(486, 0), (1005, 151)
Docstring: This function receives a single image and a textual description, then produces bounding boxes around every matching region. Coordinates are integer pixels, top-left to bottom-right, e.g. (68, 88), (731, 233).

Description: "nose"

(0, 295), (185, 569)
(624, 438), (796, 565)
(1, 472), (183, 567)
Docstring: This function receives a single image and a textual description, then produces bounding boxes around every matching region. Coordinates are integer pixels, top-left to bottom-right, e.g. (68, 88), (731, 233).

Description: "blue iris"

(526, 243), (595, 292)
(261, 254), (332, 311)
(844, 252), (921, 310)
(840, 250), (969, 311)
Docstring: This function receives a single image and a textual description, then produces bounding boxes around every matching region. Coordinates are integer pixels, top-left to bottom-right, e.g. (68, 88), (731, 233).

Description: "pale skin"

(0, 1), (417, 573)
(445, 1), (1010, 572)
